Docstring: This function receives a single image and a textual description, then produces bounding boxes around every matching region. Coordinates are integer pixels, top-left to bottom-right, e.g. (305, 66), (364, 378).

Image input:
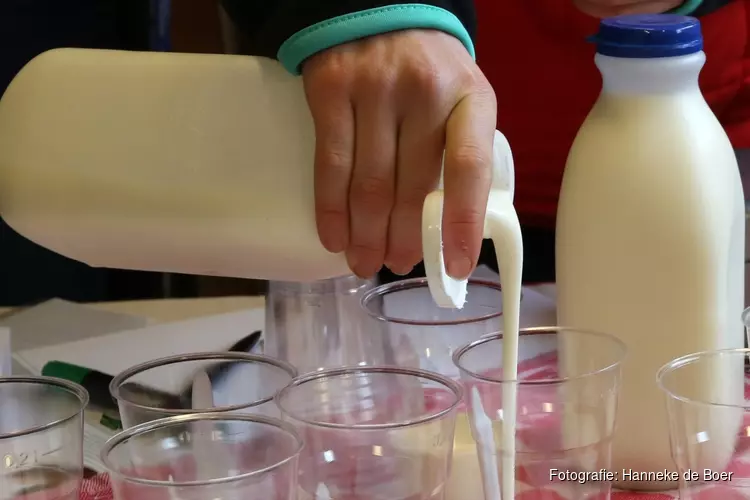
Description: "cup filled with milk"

(453, 327), (626, 500)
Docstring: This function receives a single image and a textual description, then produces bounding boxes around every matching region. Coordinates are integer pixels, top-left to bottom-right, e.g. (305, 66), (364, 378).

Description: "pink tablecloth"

(78, 353), (750, 500)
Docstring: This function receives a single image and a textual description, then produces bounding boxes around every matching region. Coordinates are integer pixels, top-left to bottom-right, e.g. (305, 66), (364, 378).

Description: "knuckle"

(405, 59), (444, 99)
(350, 175), (394, 211)
(445, 207), (485, 227)
(315, 202), (347, 220)
(451, 144), (493, 176)
(457, 68), (496, 103)
(473, 78), (497, 106)
(318, 148), (352, 175)
(350, 239), (384, 255)
(304, 56), (353, 97)
(357, 63), (398, 93)
(386, 246), (421, 266)
(395, 186), (432, 211)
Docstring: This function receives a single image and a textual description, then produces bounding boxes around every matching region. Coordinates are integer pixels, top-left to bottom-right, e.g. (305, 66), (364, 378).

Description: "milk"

(556, 15), (745, 490)
(446, 414), (485, 500)
(486, 194), (523, 500)
(422, 131), (524, 500)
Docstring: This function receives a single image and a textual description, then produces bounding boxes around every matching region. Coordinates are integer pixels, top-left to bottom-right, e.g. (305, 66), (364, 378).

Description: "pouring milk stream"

(422, 131), (522, 500)
(0, 48), (526, 499)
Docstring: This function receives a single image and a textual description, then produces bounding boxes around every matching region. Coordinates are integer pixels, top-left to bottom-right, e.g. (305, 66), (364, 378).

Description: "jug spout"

(422, 130), (517, 308)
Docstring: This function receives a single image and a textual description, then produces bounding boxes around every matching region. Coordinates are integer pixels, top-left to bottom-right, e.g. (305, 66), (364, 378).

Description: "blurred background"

(0, 0), (264, 306)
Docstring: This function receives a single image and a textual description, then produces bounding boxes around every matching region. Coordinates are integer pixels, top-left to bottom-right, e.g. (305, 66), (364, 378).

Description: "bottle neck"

(595, 52), (705, 95)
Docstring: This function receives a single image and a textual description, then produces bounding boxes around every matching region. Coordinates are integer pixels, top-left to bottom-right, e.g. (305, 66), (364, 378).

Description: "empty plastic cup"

(101, 413), (302, 500)
(0, 376), (88, 500)
(658, 348), (748, 498)
(110, 352), (296, 428)
(453, 327), (626, 500)
(361, 278), (505, 379)
(276, 366), (462, 500)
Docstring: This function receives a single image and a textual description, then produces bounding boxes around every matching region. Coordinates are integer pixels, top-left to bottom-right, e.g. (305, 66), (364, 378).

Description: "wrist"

(277, 4), (475, 75)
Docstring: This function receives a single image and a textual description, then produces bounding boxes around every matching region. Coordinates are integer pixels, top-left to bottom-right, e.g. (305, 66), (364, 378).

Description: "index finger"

(442, 87), (497, 279)
(304, 77), (356, 254)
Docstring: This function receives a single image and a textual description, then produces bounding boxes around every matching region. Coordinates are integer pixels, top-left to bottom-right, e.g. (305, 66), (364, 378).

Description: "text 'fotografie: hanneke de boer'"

(550, 469), (734, 483)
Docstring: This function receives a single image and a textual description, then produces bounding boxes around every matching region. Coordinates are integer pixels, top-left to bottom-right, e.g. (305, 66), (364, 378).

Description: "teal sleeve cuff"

(670, 0), (704, 14)
(277, 4), (475, 75)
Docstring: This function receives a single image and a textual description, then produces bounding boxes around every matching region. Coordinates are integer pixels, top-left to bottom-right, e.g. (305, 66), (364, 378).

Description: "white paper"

(14, 308), (263, 392)
(0, 298), (148, 375)
(0, 327), (10, 376)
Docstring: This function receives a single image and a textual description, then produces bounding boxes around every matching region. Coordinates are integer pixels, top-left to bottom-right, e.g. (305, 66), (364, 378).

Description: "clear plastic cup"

(361, 278), (505, 379)
(276, 366), (462, 500)
(361, 278), (506, 500)
(102, 413), (302, 500)
(453, 327), (626, 500)
(264, 275), (390, 374)
(658, 349), (748, 498)
(110, 352), (296, 428)
(0, 376), (88, 500)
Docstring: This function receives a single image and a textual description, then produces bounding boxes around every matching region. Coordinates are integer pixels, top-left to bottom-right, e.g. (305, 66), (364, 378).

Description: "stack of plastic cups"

(102, 352), (302, 499)
(264, 275), (387, 374)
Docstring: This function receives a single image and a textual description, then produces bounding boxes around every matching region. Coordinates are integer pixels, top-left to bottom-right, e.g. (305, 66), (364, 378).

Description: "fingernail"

(386, 261), (414, 276)
(323, 236), (346, 254)
(347, 254), (376, 279)
(347, 252), (360, 273)
(447, 256), (473, 280)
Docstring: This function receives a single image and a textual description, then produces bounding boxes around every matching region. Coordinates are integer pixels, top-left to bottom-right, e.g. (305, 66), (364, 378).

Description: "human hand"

(302, 29), (496, 279)
(573, 0), (682, 17)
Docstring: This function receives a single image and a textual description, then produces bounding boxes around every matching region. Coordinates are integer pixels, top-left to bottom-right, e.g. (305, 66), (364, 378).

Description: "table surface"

(0, 295), (265, 323)
(0, 283), (557, 324)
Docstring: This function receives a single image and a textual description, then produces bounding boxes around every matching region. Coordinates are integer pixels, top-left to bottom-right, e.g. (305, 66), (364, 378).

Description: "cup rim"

(100, 412), (303, 488)
(452, 326), (627, 385)
(361, 277), (508, 326)
(110, 352), (297, 414)
(268, 274), (373, 296)
(657, 347), (750, 409)
(0, 376), (89, 439)
(275, 365), (464, 430)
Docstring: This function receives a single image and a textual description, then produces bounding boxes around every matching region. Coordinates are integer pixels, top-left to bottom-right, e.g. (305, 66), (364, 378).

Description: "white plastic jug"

(556, 15), (746, 490)
(0, 48), (520, 298)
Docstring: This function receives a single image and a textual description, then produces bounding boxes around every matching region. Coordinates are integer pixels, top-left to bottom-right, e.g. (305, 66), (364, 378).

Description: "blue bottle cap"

(592, 14), (703, 58)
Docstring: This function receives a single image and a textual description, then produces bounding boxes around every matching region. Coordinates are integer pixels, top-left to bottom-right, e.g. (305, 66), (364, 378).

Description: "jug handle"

(421, 130), (515, 308)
